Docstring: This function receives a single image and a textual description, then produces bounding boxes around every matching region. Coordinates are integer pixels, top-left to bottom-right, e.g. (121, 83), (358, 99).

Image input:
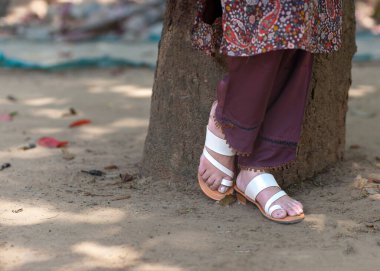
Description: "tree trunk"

(142, 1), (356, 188)
(0, 0), (10, 17)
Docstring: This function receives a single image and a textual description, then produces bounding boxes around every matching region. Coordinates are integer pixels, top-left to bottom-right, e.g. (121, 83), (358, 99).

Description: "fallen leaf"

(349, 144), (361, 149)
(7, 95), (18, 102)
(365, 223), (375, 228)
(368, 178), (380, 184)
(38, 137), (68, 148)
(12, 208), (23, 213)
(81, 170), (105, 176)
(217, 195), (236, 206)
(104, 165), (119, 170)
(0, 114), (13, 122)
(69, 119), (91, 128)
(119, 173), (134, 182)
(19, 143), (36, 151)
(0, 163), (11, 171)
(62, 108), (77, 117)
(111, 195), (131, 201)
(61, 148), (75, 160)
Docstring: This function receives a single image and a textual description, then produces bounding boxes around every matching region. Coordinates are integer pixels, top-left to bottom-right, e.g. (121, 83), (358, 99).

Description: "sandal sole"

(198, 173), (234, 201)
(234, 186), (304, 224)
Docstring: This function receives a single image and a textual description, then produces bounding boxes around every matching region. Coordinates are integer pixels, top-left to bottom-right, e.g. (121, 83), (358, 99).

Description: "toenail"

(219, 186), (227, 193)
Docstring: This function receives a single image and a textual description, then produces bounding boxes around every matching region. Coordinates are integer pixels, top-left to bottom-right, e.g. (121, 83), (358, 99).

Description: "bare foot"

(198, 101), (235, 193)
(236, 170), (304, 218)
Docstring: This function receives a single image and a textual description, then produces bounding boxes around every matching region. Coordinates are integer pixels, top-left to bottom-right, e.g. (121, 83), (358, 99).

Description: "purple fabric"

(214, 49), (314, 170)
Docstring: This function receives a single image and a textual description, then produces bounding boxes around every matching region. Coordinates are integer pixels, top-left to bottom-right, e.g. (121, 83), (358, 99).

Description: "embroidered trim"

(211, 114), (252, 157)
(259, 136), (298, 148)
(216, 116), (260, 131)
(238, 159), (296, 172)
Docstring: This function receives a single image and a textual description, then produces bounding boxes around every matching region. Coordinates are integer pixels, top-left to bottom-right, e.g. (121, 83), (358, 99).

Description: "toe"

(284, 204), (298, 217)
(294, 200), (304, 211)
(206, 176), (216, 187)
(210, 178), (222, 191)
(201, 171), (212, 181)
(291, 201), (303, 215)
(198, 166), (206, 176)
(218, 185), (229, 194)
(271, 209), (287, 219)
(287, 200), (302, 214)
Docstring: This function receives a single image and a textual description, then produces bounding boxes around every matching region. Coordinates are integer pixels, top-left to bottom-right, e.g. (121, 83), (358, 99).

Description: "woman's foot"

(198, 101), (235, 194)
(236, 170), (304, 219)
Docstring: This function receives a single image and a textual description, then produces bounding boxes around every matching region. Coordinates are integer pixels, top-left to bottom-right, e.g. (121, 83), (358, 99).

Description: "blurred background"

(0, 0), (165, 69)
(0, 2), (379, 270)
(0, 0), (379, 68)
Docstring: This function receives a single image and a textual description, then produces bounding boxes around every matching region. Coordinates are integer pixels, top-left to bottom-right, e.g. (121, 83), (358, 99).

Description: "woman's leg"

(215, 49), (313, 218)
(198, 50), (285, 194)
(198, 100), (236, 194)
(238, 50), (314, 169)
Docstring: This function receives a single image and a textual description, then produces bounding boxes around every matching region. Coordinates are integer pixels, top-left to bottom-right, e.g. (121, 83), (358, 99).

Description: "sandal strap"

(268, 204), (283, 216)
(264, 191), (287, 215)
(245, 173), (279, 201)
(205, 127), (236, 156)
(203, 148), (234, 178)
(221, 178), (233, 187)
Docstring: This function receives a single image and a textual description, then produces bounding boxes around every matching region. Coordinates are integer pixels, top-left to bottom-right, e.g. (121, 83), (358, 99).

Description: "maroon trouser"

(214, 49), (314, 170)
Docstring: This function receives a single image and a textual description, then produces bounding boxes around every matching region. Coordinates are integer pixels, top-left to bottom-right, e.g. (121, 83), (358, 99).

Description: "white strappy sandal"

(234, 173), (305, 224)
(198, 126), (236, 201)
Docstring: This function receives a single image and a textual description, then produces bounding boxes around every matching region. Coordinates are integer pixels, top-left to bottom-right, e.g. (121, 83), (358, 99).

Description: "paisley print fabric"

(191, 0), (343, 56)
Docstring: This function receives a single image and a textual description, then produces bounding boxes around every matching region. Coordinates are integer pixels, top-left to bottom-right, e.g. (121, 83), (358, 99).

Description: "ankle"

(208, 114), (224, 140)
(236, 170), (264, 191)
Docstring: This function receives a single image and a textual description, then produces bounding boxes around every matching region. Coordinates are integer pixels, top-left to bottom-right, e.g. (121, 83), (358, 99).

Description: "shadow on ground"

(0, 66), (379, 271)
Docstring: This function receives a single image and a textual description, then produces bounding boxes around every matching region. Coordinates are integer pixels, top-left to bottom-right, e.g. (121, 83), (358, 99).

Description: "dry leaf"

(120, 173), (134, 182)
(111, 195), (131, 201)
(368, 178), (380, 184)
(12, 208), (23, 213)
(218, 195), (236, 206)
(81, 170), (105, 176)
(38, 137), (68, 148)
(62, 107), (77, 117)
(0, 163), (11, 171)
(349, 144), (361, 149)
(69, 119), (91, 128)
(104, 165), (119, 170)
(19, 143), (36, 151)
(7, 95), (18, 102)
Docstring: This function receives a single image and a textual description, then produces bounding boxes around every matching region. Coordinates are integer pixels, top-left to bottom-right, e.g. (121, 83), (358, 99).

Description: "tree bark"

(0, 0), (10, 18)
(142, 1), (356, 187)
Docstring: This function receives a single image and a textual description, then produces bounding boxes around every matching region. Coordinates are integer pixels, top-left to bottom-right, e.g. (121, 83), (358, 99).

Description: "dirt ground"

(0, 63), (379, 271)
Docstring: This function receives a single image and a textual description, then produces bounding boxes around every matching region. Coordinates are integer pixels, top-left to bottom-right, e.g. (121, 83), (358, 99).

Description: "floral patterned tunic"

(191, 0), (343, 56)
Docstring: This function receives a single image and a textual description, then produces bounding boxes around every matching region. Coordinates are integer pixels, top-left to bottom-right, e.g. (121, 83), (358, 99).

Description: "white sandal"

(198, 126), (236, 200)
(234, 173), (304, 224)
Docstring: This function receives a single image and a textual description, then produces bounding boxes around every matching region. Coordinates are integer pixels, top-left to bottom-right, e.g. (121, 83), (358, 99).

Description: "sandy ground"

(0, 64), (379, 271)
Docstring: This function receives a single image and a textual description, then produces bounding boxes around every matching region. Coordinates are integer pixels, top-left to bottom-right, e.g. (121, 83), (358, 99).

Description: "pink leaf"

(37, 137), (68, 148)
(69, 119), (92, 128)
(0, 114), (12, 122)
